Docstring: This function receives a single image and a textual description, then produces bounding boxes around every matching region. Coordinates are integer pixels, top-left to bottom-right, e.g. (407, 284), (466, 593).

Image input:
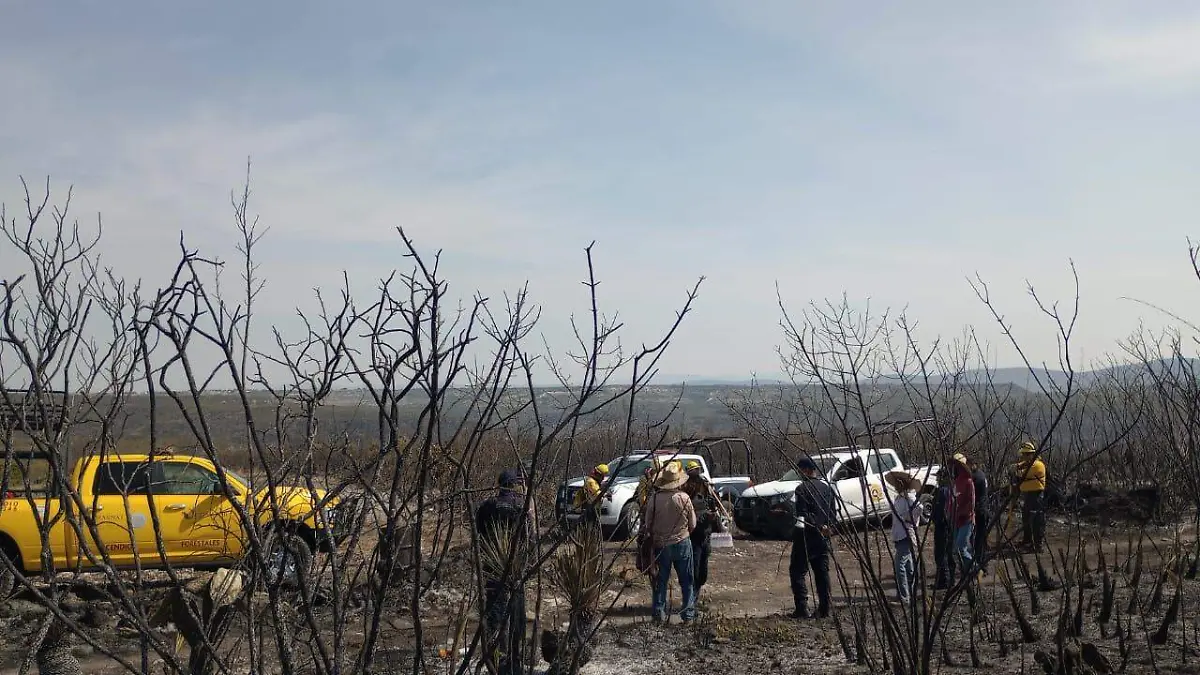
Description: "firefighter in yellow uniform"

(1011, 442), (1047, 552)
(573, 463), (609, 524)
(635, 457), (664, 508)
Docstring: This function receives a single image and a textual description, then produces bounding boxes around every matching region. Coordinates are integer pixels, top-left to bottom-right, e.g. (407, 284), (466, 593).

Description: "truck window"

(93, 462), (151, 496)
(1, 456), (54, 496)
(869, 453), (899, 475)
(151, 462), (220, 495)
(833, 458), (865, 481)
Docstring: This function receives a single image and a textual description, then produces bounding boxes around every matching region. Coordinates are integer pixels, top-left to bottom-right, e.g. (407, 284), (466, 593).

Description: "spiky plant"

(547, 522), (613, 620)
(543, 522), (614, 675)
(478, 520), (526, 583)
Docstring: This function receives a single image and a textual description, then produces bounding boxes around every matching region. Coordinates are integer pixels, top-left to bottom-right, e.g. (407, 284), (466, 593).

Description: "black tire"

(616, 501), (641, 540)
(0, 546), (18, 599)
(0, 564), (14, 600)
(262, 528), (314, 589)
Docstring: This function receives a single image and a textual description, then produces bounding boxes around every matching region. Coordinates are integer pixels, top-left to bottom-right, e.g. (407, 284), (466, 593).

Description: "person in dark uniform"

(683, 460), (720, 601)
(789, 457), (839, 619)
(969, 459), (990, 574)
(931, 468), (955, 590)
(475, 469), (532, 675)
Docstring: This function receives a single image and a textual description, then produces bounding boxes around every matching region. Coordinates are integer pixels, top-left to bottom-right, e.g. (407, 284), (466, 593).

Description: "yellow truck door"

(78, 459), (157, 568)
(148, 459), (245, 564)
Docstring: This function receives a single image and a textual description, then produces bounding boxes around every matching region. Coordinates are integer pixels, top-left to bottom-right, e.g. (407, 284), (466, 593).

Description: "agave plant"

(547, 522), (613, 617)
(477, 520), (527, 582)
(542, 522), (615, 675)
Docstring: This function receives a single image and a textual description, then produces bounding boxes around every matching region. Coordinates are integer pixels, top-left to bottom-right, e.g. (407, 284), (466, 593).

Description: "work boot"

(788, 608), (808, 620)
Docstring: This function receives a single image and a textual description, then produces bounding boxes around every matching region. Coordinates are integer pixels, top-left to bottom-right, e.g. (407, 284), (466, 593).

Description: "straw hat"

(653, 460), (689, 490)
(885, 470), (921, 492)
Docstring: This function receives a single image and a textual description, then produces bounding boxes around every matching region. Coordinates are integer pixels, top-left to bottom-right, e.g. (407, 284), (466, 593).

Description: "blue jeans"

(652, 538), (696, 621)
(894, 538), (916, 604)
(954, 523), (975, 573)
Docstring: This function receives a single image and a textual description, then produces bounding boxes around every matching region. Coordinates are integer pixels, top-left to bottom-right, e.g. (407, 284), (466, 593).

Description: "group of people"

(471, 440), (1051, 656)
(789, 441), (1050, 615)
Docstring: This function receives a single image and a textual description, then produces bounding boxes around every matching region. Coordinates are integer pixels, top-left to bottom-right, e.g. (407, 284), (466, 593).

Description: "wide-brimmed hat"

(952, 452), (969, 466)
(654, 460), (689, 490)
(885, 470), (921, 492)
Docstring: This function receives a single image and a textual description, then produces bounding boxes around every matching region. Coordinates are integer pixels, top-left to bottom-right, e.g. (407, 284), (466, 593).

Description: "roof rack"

(851, 418), (938, 441)
(0, 389), (69, 434)
(0, 448), (54, 461)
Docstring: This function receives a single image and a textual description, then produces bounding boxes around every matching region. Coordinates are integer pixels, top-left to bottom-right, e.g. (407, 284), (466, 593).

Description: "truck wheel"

(264, 529), (314, 588)
(0, 564), (14, 599)
(617, 501), (641, 540)
(0, 546), (18, 599)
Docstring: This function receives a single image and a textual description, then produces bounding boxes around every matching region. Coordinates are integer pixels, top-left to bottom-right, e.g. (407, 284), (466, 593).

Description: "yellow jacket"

(1013, 458), (1047, 493)
(636, 475), (653, 506)
(573, 476), (602, 508)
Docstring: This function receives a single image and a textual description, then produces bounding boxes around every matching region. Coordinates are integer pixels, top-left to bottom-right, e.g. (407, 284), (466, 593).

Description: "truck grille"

(556, 486), (581, 516)
(734, 496), (778, 532)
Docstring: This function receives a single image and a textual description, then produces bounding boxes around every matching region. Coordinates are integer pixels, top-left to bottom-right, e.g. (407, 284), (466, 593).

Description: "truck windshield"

(780, 456), (840, 481)
(606, 458), (655, 479)
(0, 456), (53, 497)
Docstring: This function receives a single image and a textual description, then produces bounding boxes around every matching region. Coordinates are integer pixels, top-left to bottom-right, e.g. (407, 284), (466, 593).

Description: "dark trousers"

(973, 511), (989, 568)
(484, 580), (526, 675)
(789, 528), (831, 616)
(1021, 491), (1045, 549)
(692, 536), (711, 598)
(933, 524), (955, 588)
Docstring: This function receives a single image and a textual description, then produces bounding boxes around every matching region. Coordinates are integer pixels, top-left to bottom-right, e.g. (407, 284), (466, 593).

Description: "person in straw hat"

(640, 460), (698, 623)
(885, 470), (924, 605)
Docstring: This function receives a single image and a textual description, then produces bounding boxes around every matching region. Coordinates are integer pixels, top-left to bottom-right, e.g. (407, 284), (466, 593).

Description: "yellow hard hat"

(1018, 441), (1036, 455)
(594, 463), (610, 475)
(685, 460), (701, 472)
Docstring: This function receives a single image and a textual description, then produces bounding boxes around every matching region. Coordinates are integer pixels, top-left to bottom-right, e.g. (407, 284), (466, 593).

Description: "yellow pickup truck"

(0, 450), (351, 596)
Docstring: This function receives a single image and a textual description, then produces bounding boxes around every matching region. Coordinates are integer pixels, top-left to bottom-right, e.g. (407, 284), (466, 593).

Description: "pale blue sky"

(2, 2), (1199, 384)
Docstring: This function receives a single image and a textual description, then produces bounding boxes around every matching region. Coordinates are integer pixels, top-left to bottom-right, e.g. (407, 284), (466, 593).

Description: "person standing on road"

(789, 457), (838, 620)
(931, 468), (955, 590)
(968, 459), (989, 574)
(948, 453), (976, 576)
(642, 461), (698, 623)
(885, 471), (923, 605)
(683, 460), (719, 601)
(1012, 441), (1047, 552)
(475, 469), (532, 675)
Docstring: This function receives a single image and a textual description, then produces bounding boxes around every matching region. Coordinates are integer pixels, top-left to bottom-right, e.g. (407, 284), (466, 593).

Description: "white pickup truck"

(733, 446), (940, 539)
(556, 445), (754, 540)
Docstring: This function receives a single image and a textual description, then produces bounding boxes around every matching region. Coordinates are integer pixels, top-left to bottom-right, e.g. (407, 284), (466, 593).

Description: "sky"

(2, 1), (1200, 387)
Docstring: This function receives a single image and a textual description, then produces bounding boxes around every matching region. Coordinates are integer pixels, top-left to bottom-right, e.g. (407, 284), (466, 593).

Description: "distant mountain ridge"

(647, 359), (1198, 389)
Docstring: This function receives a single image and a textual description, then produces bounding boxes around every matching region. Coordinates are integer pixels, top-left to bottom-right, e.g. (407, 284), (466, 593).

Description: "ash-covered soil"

(3, 515), (1199, 674)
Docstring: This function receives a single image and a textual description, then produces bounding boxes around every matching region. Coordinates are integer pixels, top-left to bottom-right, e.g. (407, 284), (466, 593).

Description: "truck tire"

(0, 564), (14, 600)
(616, 501), (641, 540)
(263, 528), (314, 589)
(0, 545), (18, 599)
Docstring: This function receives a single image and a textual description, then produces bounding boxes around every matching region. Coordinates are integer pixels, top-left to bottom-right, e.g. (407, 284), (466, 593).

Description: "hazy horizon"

(3, 3), (1200, 387)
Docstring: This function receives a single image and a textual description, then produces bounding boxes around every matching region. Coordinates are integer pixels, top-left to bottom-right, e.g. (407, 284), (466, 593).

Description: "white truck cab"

(734, 446), (939, 539)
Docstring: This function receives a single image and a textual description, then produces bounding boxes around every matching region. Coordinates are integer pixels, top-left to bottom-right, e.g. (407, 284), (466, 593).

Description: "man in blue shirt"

(789, 457), (839, 619)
